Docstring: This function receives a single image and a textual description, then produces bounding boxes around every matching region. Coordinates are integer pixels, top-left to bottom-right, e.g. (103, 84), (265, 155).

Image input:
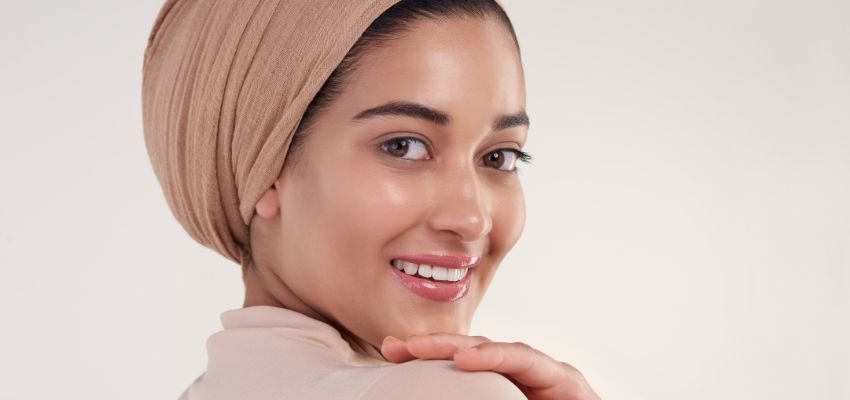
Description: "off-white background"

(1, 1), (847, 399)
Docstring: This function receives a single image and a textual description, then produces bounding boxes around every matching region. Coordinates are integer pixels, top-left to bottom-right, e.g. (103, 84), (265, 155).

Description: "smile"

(391, 259), (469, 282)
(388, 259), (474, 302)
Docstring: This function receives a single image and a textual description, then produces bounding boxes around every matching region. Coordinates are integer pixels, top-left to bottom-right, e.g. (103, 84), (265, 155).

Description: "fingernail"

(456, 347), (478, 354)
(383, 335), (401, 344)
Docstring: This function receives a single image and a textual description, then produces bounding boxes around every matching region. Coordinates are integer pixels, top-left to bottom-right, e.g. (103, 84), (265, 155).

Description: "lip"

(389, 264), (472, 302)
(390, 254), (481, 269)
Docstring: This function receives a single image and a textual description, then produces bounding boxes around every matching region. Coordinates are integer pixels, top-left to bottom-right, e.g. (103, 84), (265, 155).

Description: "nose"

(426, 164), (492, 242)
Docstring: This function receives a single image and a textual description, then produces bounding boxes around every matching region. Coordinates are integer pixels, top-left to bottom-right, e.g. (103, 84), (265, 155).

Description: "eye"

(380, 136), (431, 161)
(482, 149), (533, 172)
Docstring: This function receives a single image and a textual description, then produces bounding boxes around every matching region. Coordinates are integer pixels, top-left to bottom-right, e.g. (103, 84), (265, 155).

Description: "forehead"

(338, 16), (525, 125)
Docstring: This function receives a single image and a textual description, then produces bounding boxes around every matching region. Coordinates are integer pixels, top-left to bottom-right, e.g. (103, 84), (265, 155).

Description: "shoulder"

(362, 359), (526, 400)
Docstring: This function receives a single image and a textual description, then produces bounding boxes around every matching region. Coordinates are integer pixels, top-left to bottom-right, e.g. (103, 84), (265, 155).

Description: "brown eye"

(380, 137), (430, 160)
(386, 138), (408, 157)
(482, 150), (518, 171)
(484, 151), (506, 169)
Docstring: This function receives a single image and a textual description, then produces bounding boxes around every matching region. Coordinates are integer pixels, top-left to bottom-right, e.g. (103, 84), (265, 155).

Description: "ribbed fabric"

(141, 0), (402, 267)
(142, 0), (509, 271)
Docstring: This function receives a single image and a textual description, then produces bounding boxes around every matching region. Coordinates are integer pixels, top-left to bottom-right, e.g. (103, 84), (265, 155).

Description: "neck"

(242, 263), (387, 362)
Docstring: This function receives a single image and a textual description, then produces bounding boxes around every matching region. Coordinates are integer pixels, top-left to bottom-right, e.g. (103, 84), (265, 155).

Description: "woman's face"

(250, 15), (527, 348)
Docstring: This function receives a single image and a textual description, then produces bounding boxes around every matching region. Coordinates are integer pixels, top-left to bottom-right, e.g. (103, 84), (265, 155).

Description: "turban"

(142, 0), (508, 269)
(141, 0), (402, 268)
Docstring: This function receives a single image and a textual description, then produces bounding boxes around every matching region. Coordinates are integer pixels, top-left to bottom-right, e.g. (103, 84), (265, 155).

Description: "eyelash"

(378, 136), (533, 172)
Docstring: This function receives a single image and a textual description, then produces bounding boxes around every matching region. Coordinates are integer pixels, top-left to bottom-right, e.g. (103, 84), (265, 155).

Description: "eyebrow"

(351, 101), (530, 131)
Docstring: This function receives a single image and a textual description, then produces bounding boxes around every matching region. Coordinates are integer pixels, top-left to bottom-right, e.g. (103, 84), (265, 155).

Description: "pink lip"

(390, 254), (481, 269)
(389, 265), (472, 302)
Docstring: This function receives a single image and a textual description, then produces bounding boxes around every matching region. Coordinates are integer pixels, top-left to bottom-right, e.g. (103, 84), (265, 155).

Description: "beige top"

(178, 306), (526, 399)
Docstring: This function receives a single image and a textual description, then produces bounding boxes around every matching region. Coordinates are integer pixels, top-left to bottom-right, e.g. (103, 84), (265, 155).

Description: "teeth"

(402, 260), (418, 275)
(392, 260), (468, 282)
(431, 266), (448, 281)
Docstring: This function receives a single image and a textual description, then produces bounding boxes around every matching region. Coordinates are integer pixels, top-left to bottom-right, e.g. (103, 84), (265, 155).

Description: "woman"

(143, 0), (599, 398)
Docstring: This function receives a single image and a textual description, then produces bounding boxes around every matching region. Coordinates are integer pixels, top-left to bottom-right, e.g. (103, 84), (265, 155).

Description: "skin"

(245, 15), (599, 400)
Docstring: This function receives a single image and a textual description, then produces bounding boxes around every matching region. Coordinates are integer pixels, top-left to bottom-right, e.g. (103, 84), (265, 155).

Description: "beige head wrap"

(142, 0), (508, 270)
(142, 0), (402, 268)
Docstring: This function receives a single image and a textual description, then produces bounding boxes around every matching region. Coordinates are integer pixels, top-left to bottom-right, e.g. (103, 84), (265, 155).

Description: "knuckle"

(560, 360), (580, 374)
(477, 341), (498, 350)
(511, 341), (534, 352)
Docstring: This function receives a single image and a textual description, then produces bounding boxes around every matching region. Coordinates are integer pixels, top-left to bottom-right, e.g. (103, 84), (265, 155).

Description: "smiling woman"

(142, 0), (597, 399)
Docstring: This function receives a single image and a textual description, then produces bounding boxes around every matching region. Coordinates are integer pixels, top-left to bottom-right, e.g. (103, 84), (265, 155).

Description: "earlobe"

(255, 186), (280, 219)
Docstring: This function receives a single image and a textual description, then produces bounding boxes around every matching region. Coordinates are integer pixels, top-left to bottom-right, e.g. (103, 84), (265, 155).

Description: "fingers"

(380, 333), (491, 363)
(407, 333), (491, 360)
(381, 336), (415, 363)
(382, 335), (600, 399)
(452, 341), (567, 391)
(452, 342), (601, 399)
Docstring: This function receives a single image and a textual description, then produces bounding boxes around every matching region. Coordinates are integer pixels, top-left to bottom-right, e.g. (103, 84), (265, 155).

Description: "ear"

(255, 184), (280, 219)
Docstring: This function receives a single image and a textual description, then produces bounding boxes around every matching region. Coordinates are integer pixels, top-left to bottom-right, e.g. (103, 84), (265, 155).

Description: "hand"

(381, 333), (600, 400)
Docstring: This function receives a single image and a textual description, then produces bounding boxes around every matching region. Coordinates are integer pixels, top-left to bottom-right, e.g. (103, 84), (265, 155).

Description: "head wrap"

(141, 0), (402, 268)
(142, 0), (508, 269)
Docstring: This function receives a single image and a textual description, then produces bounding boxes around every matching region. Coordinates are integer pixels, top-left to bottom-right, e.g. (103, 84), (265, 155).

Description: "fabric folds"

(141, 0), (401, 267)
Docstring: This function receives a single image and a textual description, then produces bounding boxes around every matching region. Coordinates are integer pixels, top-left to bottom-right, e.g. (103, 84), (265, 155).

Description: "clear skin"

(245, 16), (599, 400)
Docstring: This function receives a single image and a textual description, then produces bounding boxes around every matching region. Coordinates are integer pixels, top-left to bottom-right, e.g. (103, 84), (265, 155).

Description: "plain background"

(1, 1), (847, 399)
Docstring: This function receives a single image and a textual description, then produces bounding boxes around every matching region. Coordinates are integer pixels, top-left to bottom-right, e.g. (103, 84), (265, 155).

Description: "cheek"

(312, 162), (420, 268)
(490, 180), (526, 253)
(335, 172), (412, 222)
(273, 161), (416, 311)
